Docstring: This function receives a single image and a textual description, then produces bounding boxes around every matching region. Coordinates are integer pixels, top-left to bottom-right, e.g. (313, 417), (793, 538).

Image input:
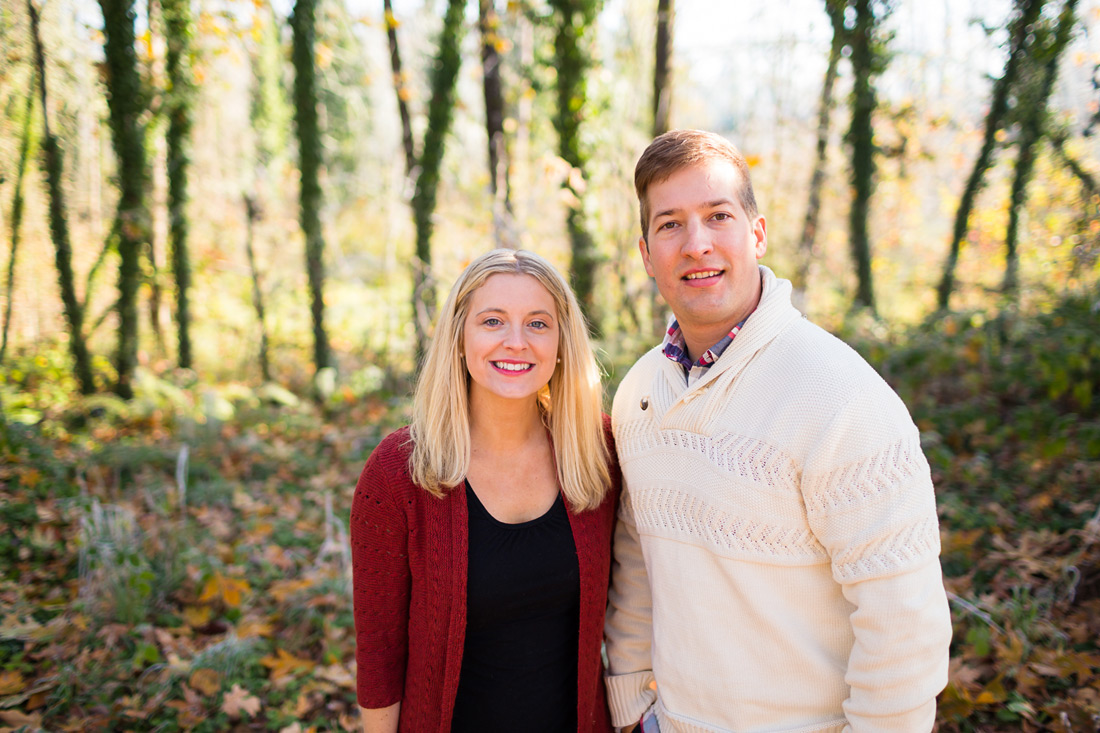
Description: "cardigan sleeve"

(603, 486), (657, 727)
(801, 383), (952, 731)
(350, 434), (412, 709)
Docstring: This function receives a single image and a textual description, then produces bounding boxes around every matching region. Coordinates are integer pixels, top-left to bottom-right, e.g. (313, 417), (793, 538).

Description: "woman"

(350, 249), (619, 732)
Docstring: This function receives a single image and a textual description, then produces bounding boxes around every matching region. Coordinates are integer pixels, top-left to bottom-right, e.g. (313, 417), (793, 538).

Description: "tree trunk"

(652, 0), (673, 136)
(383, 0), (417, 179)
(647, 0), (674, 337)
(1, 73), (36, 365)
(479, 0), (516, 248)
(845, 0), (881, 313)
(163, 0), (194, 369)
(550, 0), (602, 332)
(410, 0), (466, 361)
(936, 0), (1046, 311)
(244, 196), (271, 382)
(30, 0), (96, 394)
(98, 0), (151, 398)
(291, 0), (332, 375)
(792, 0), (845, 312)
(1004, 0), (1078, 297)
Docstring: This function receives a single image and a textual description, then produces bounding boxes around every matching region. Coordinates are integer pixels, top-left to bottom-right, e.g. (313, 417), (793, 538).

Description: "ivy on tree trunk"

(31, 0), (96, 394)
(410, 0), (466, 361)
(550, 0), (602, 332)
(163, 0), (194, 370)
(936, 0), (1046, 311)
(291, 0), (332, 375)
(1003, 0), (1078, 297)
(845, 0), (884, 313)
(98, 0), (150, 398)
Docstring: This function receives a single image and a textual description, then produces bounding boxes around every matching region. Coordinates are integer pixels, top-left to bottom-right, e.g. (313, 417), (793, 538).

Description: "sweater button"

(640, 397), (649, 410)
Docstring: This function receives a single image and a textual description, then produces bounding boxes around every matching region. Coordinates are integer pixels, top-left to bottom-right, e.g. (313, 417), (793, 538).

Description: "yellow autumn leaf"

(189, 668), (221, 696)
(198, 573), (251, 608)
(182, 605), (213, 628)
(260, 648), (315, 680)
(0, 669), (24, 695)
(269, 578), (314, 603)
(236, 616), (275, 639)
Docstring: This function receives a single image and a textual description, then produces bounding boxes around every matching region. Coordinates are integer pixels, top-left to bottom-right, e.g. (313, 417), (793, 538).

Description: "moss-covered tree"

(1, 64), (36, 365)
(162, 0), (194, 369)
(30, 0), (95, 394)
(409, 0), (466, 359)
(98, 0), (151, 398)
(291, 0), (331, 375)
(845, 0), (891, 313)
(479, 0), (515, 247)
(1003, 0), (1078, 297)
(549, 0), (602, 330)
(936, 0), (1046, 311)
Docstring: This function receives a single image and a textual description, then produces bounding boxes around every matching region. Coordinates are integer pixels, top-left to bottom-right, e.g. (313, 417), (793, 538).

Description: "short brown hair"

(634, 129), (758, 242)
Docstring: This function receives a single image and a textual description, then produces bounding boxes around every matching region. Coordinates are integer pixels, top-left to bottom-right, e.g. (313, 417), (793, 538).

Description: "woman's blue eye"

(530, 320), (548, 329)
(484, 317), (502, 326)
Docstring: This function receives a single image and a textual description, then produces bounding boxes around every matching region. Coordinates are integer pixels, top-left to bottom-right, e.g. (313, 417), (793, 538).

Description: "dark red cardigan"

(350, 421), (620, 732)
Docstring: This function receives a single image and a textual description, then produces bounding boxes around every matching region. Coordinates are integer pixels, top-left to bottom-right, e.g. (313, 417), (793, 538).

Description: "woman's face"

(462, 273), (560, 407)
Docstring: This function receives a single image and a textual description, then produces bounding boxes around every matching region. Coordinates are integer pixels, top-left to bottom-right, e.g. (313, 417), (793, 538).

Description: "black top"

(450, 481), (580, 732)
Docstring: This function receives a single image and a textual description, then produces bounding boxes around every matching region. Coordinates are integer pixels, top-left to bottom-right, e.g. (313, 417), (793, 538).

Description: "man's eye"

(712, 212), (731, 221)
(658, 221), (678, 230)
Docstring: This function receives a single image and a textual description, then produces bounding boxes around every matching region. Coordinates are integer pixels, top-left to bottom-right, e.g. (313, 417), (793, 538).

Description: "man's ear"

(639, 236), (655, 278)
(753, 216), (768, 259)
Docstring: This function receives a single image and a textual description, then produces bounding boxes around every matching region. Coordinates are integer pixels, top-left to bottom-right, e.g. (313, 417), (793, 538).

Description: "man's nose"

(682, 219), (713, 258)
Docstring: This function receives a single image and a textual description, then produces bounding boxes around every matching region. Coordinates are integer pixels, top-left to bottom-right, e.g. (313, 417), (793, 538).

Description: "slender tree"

(936, 0), (1046, 311)
(383, 0), (416, 179)
(845, 0), (890, 313)
(479, 0), (515, 247)
(291, 0), (332, 375)
(244, 196), (272, 382)
(162, 0), (194, 369)
(652, 0), (673, 136)
(30, 0), (96, 394)
(409, 0), (466, 359)
(2, 73), (36, 365)
(646, 0), (675, 337)
(549, 0), (602, 330)
(99, 0), (151, 398)
(792, 0), (845, 312)
(1003, 0), (1078, 296)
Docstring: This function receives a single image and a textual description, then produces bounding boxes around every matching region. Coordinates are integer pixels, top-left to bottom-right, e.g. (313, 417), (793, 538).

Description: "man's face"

(640, 159), (767, 357)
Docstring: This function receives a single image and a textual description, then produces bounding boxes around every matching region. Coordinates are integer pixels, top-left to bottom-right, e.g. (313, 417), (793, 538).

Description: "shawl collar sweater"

(351, 421), (619, 732)
(605, 266), (952, 733)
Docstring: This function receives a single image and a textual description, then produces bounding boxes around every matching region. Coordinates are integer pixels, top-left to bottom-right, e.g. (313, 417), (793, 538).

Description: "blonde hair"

(635, 129), (758, 243)
(408, 249), (611, 511)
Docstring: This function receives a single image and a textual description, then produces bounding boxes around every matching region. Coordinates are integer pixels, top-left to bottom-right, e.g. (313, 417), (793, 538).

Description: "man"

(605, 129), (952, 732)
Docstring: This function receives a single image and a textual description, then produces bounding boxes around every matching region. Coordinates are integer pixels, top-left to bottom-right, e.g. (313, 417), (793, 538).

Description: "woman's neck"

(468, 392), (546, 451)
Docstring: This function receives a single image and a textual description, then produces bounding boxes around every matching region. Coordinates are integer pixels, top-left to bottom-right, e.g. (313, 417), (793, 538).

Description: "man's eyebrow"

(653, 199), (736, 220)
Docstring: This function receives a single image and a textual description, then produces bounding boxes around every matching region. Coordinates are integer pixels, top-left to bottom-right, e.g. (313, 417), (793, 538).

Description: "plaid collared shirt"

(662, 312), (754, 373)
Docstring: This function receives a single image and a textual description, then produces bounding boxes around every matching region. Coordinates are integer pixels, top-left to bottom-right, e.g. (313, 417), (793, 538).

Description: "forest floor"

(1, 290), (1099, 732)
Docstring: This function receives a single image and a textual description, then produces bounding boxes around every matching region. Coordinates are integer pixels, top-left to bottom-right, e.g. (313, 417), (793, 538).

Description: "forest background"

(1, 0), (1100, 729)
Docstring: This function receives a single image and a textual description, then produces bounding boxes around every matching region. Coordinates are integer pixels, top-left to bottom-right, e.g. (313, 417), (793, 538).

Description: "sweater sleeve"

(350, 435), (412, 709)
(802, 385), (952, 732)
(603, 486), (657, 727)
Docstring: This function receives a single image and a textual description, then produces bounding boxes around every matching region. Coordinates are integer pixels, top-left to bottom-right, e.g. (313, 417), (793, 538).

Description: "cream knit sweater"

(605, 267), (952, 733)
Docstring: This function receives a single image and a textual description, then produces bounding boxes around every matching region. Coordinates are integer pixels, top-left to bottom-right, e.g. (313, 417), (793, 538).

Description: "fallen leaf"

(189, 668), (221, 696)
(198, 572), (251, 608)
(261, 648), (315, 681)
(0, 670), (24, 696)
(221, 683), (261, 719)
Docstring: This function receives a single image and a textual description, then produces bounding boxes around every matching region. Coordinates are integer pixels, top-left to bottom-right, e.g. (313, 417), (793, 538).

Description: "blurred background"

(1, 0), (1099, 730)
